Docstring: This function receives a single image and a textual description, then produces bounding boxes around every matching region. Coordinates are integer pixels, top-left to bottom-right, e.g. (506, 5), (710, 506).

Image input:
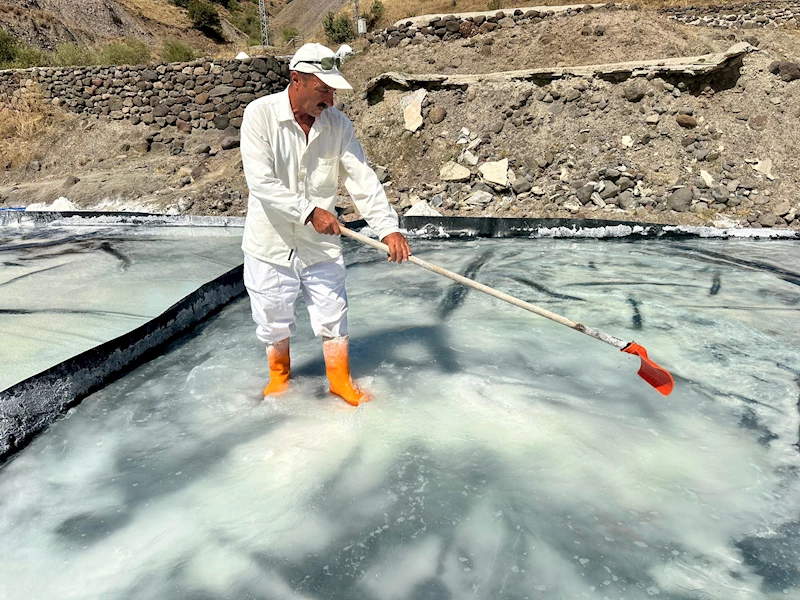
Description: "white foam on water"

(1, 237), (799, 599)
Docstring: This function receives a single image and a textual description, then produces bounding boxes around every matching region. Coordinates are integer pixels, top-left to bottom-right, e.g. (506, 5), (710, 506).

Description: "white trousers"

(243, 253), (348, 345)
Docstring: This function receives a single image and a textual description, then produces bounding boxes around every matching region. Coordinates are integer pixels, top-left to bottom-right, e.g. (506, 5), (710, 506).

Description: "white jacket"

(240, 88), (400, 267)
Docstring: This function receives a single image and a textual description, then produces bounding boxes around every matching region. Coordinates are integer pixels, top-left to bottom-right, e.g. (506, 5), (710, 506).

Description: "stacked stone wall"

(663, 2), (800, 29)
(0, 56), (290, 134)
(367, 5), (623, 47)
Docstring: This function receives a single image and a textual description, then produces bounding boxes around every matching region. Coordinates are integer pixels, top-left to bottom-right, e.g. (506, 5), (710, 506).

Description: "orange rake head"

(622, 343), (675, 396)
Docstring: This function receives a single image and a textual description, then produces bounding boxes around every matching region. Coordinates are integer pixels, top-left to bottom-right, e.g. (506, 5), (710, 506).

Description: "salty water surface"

(1, 237), (799, 600)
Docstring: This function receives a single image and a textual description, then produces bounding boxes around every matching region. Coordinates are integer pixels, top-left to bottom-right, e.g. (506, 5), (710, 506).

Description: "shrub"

(282, 27), (300, 44)
(487, 0), (503, 10)
(189, 0), (223, 37)
(100, 38), (150, 65)
(0, 29), (17, 64)
(211, 0), (232, 8)
(161, 38), (197, 62)
(9, 44), (50, 68)
(323, 11), (355, 44)
(228, 1), (261, 45)
(53, 43), (98, 67)
(363, 0), (384, 29)
(170, 0), (190, 7)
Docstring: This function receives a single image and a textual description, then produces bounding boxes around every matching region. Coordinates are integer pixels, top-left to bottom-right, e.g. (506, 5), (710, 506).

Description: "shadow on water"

(52, 417), (286, 545)
(234, 443), (708, 600)
(736, 521), (800, 593)
(436, 250), (494, 320)
(292, 324), (463, 377)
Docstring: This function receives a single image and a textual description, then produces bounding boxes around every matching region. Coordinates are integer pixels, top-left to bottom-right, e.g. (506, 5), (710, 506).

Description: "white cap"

(289, 43), (352, 90)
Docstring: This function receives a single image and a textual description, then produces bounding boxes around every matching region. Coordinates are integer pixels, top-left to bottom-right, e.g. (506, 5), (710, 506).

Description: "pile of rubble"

(352, 57), (799, 229)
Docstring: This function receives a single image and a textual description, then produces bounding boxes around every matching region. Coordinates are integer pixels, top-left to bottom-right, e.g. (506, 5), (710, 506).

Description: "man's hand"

(382, 232), (411, 263)
(306, 208), (341, 235)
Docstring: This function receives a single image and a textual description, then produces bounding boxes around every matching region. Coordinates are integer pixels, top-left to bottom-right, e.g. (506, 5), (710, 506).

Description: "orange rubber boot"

(263, 338), (290, 397)
(322, 337), (371, 406)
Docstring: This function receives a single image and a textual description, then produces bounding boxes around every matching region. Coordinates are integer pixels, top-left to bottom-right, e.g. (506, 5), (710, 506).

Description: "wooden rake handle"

(340, 225), (675, 396)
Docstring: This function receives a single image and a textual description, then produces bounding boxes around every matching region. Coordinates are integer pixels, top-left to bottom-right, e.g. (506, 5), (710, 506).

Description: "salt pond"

(1, 237), (799, 600)
(0, 224), (243, 390)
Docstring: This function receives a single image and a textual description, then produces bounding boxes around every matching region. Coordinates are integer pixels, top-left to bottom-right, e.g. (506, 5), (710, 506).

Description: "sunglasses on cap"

(295, 56), (342, 71)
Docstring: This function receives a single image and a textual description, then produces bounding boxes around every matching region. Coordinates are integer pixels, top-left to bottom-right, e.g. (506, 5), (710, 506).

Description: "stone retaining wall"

(367, 4), (623, 47)
(663, 2), (800, 29)
(367, 2), (800, 47)
(0, 56), (290, 134)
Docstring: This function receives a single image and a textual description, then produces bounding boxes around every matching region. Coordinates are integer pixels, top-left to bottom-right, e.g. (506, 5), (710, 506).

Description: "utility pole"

(258, 0), (271, 47)
(354, 0), (360, 23)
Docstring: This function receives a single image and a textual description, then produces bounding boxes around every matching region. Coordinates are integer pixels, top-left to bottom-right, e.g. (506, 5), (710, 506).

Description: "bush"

(170, 0), (190, 7)
(162, 38), (197, 62)
(189, 0), (223, 37)
(9, 44), (50, 69)
(487, 0), (503, 10)
(100, 38), (150, 65)
(211, 0), (232, 8)
(52, 43), (98, 67)
(323, 11), (355, 44)
(228, 1), (261, 45)
(363, 0), (384, 29)
(0, 29), (17, 64)
(282, 27), (300, 44)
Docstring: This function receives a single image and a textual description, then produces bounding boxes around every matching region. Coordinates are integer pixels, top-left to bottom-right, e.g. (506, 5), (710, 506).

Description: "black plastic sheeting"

(3, 211), (798, 239)
(0, 266), (245, 464)
(400, 216), (800, 239)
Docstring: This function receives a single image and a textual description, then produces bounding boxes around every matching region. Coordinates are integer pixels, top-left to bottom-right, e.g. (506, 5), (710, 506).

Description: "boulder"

(465, 190), (494, 206)
(479, 158), (509, 187)
(401, 88), (426, 132)
(667, 187), (693, 212)
(429, 106), (447, 124)
(440, 161), (471, 182)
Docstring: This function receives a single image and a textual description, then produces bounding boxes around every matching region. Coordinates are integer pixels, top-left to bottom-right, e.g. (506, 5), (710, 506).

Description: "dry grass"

(117, 0), (191, 28)
(0, 93), (68, 167)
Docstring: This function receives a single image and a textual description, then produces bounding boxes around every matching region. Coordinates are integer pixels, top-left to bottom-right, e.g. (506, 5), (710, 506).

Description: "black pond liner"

(1, 211), (797, 464)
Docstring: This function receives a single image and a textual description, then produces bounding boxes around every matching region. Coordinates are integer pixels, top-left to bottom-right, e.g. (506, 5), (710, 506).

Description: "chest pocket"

(308, 157), (339, 196)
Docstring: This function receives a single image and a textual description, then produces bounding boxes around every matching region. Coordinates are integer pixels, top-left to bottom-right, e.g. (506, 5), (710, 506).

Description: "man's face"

(293, 72), (335, 119)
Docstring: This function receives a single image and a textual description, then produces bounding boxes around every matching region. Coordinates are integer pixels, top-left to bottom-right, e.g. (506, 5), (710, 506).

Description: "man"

(240, 43), (410, 406)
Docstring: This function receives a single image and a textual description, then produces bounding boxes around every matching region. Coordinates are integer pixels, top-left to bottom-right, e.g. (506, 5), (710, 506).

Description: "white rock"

(700, 170), (714, 187)
(465, 190), (493, 206)
(235, 52), (250, 60)
(440, 161), (471, 182)
(461, 150), (478, 166)
(752, 158), (774, 178)
(404, 201), (442, 217)
(401, 88), (427, 132)
(466, 137), (482, 151)
(531, 187), (546, 196)
(479, 158), (509, 187)
(563, 200), (582, 213)
(621, 135), (634, 148)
